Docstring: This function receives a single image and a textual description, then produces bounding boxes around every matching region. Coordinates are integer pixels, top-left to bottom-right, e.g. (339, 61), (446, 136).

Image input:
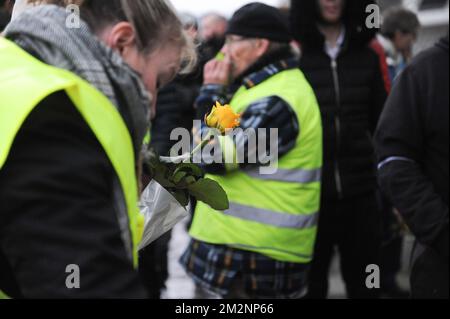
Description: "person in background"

(180, 12), (199, 40)
(181, 2), (323, 299)
(290, 0), (387, 299)
(0, 0), (195, 298)
(371, 7), (421, 299)
(139, 12), (201, 300)
(375, 34), (449, 299)
(199, 12), (227, 48)
(149, 12), (202, 155)
(378, 7), (420, 82)
(199, 12), (228, 63)
(0, 0), (14, 31)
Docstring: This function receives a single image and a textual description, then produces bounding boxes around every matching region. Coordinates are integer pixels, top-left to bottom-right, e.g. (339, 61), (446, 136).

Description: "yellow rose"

(205, 102), (241, 134)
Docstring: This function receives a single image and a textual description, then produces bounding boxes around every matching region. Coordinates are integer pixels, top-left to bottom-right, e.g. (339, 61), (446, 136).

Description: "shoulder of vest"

(0, 38), (115, 120)
(0, 38), (82, 91)
(243, 95), (293, 116)
(262, 68), (307, 91)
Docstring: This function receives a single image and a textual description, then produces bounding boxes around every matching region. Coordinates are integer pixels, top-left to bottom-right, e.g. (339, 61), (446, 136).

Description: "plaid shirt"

(195, 57), (299, 118)
(180, 239), (310, 299)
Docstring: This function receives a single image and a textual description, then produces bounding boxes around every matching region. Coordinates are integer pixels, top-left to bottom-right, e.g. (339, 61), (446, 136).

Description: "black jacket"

(150, 73), (201, 156)
(0, 92), (147, 298)
(375, 36), (449, 284)
(290, 0), (387, 200)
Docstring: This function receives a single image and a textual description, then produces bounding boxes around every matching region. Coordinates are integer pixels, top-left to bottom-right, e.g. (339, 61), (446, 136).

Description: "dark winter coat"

(0, 92), (147, 298)
(375, 35), (449, 298)
(290, 0), (388, 200)
(150, 76), (200, 156)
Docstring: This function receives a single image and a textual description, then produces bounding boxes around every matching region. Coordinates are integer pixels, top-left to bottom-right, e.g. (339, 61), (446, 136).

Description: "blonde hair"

(27, 0), (197, 74)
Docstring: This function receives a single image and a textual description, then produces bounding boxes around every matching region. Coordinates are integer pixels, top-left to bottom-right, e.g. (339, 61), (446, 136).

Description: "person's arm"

(375, 66), (449, 262)
(0, 91), (147, 298)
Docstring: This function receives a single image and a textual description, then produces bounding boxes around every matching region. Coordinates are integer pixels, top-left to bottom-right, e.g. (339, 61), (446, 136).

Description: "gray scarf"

(4, 5), (151, 153)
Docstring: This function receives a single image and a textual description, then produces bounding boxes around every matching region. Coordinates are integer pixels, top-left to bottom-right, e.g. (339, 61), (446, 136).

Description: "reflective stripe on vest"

(0, 38), (143, 267)
(190, 68), (323, 263)
(226, 202), (319, 229)
(245, 167), (322, 184)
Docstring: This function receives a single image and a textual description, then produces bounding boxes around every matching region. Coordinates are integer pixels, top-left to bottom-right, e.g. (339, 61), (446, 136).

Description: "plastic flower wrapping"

(139, 101), (238, 249)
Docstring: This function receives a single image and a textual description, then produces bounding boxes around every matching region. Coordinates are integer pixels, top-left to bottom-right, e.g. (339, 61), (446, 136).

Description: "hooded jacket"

(290, 0), (387, 200)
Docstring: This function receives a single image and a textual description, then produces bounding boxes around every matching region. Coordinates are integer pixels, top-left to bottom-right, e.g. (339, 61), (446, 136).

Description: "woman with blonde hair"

(0, 0), (195, 298)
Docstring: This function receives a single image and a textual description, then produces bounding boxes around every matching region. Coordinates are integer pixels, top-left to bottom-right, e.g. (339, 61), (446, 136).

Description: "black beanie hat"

(226, 2), (292, 43)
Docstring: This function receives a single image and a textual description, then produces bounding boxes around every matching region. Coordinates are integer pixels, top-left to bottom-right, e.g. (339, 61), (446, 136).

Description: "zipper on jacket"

(331, 59), (344, 199)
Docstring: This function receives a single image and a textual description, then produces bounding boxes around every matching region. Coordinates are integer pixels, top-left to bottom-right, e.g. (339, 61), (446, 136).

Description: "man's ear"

(255, 39), (271, 58)
(105, 22), (137, 54)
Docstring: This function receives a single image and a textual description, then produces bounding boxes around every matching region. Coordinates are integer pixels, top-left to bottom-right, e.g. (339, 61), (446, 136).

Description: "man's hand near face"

(203, 55), (232, 86)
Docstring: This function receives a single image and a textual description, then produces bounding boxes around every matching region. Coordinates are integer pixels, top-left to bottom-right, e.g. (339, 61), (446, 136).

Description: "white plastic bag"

(138, 180), (189, 250)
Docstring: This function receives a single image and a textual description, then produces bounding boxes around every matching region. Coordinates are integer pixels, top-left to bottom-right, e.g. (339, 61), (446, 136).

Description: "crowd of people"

(0, 0), (448, 299)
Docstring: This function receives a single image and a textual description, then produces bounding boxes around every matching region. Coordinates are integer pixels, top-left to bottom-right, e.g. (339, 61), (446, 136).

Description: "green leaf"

(171, 171), (187, 184)
(188, 178), (229, 211)
(184, 176), (197, 185)
(153, 166), (176, 188)
(173, 163), (204, 179)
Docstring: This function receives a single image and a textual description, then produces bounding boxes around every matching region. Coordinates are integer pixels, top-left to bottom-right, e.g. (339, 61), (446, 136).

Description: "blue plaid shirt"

(180, 239), (310, 299)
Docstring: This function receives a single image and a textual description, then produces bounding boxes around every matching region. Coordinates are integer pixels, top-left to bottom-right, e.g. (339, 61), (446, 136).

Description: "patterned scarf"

(4, 5), (151, 153)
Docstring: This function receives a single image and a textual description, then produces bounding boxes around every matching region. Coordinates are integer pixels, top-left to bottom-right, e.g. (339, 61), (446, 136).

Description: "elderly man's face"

(222, 35), (265, 79)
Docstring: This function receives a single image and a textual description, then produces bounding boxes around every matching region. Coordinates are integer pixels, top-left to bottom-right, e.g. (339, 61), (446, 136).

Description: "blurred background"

(171, 0), (449, 52)
(161, 0), (449, 300)
(379, 0), (449, 51)
(171, 0), (289, 17)
(0, 0), (447, 300)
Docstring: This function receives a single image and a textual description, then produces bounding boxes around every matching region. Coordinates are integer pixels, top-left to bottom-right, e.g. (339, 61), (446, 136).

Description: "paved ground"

(162, 217), (413, 299)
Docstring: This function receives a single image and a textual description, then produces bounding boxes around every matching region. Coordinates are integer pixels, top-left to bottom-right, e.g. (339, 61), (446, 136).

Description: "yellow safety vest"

(0, 37), (143, 274)
(190, 68), (323, 263)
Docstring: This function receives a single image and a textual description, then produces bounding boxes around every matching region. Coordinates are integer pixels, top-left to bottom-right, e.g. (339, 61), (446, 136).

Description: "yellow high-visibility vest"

(0, 37), (143, 275)
(190, 68), (323, 263)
